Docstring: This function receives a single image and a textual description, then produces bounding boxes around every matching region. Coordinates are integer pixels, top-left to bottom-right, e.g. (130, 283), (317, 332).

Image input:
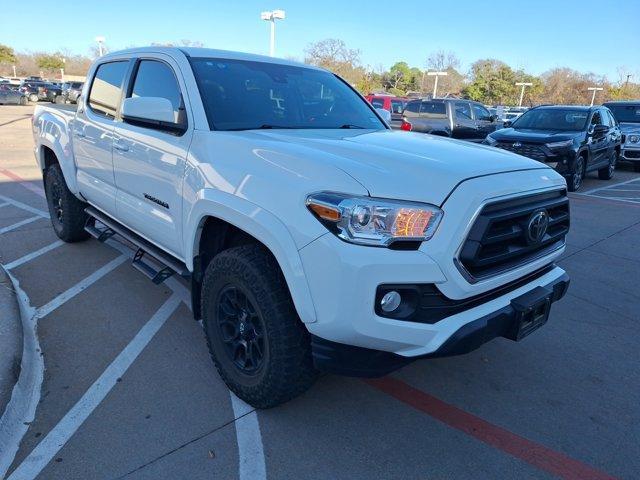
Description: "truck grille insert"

(496, 142), (547, 161)
(458, 190), (569, 281)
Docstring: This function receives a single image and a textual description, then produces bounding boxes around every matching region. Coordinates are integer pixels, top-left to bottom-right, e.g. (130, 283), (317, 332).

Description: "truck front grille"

(496, 142), (547, 162)
(457, 190), (569, 281)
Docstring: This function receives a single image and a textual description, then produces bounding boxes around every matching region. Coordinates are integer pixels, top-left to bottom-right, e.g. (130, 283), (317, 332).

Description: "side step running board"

(84, 206), (190, 285)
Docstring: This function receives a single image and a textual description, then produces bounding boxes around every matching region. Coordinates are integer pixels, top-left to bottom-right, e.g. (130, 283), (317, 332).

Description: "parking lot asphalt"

(0, 105), (639, 480)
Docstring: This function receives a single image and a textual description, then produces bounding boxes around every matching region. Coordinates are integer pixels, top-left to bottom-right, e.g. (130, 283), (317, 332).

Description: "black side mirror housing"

(503, 120), (512, 128)
(592, 124), (609, 136)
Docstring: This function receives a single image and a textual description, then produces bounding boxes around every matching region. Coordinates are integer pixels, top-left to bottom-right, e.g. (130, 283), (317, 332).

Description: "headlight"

(628, 134), (639, 144)
(306, 192), (443, 247)
(485, 135), (498, 146)
(545, 139), (573, 149)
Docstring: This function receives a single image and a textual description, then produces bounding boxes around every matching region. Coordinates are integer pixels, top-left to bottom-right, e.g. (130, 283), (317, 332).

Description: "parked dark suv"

(400, 98), (498, 142)
(484, 105), (621, 191)
(603, 101), (640, 172)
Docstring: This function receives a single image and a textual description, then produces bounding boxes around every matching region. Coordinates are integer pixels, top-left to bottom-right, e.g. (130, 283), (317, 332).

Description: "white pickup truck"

(32, 47), (570, 408)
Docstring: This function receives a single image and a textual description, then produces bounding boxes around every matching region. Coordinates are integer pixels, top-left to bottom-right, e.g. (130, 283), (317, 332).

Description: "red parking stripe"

(0, 168), (46, 198)
(365, 377), (618, 480)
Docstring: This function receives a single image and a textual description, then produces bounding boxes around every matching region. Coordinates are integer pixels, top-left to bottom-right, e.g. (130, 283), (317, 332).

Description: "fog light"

(380, 291), (401, 312)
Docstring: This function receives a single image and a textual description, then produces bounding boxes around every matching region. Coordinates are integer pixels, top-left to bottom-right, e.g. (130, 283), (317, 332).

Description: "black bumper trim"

(311, 271), (570, 378)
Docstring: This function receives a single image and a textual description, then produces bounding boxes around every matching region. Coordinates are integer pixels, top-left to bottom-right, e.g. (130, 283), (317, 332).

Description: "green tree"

(464, 59), (518, 105)
(0, 44), (16, 66)
(36, 54), (64, 72)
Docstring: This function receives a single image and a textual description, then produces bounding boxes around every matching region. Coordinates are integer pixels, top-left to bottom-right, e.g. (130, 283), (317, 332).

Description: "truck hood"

(619, 122), (640, 134)
(491, 128), (582, 144)
(244, 129), (548, 205)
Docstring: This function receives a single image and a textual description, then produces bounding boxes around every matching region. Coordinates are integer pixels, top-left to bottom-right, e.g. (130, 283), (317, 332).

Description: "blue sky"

(2, 0), (638, 80)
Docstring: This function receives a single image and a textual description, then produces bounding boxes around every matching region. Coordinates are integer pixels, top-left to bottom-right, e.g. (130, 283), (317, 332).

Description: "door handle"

(74, 128), (85, 138)
(113, 140), (129, 152)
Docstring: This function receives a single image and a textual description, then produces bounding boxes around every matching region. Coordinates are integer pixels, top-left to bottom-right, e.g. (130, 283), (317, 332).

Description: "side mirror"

(375, 107), (392, 124)
(592, 124), (609, 136)
(489, 114), (497, 122)
(121, 97), (184, 133)
(503, 120), (512, 128)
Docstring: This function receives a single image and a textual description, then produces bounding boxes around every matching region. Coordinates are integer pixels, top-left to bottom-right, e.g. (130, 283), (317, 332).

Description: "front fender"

(34, 111), (79, 194)
(184, 189), (318, 324)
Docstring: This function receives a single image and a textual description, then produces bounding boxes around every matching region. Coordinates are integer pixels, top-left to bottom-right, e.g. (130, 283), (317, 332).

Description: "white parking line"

(580, 177), (640, 195)
(231, 394), (267, 480)
(0, 216), (41, 235)
(3, 241), (65, 270)
(107, 240), (266, 480)
(7, 294), (182, 480)
(35, 255), (128, 319)
(0, 199), (266, 480)
(0, 202), (9, 208)
(0, 195), (49, 219)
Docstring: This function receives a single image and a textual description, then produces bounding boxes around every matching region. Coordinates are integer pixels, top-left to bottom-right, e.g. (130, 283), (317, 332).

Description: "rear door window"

(370, 98), (385, 108)
(88, 61), (129, 118)
(419, 102), (447, 117)
(403, 101), (420, 116)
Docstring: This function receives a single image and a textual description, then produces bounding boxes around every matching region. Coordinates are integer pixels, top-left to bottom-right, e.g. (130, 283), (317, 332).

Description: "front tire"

(44, 164), (89, 242)
(567, 155), (585, 192)
(598, 151), (617, 180)
(201, 244), (317, 408)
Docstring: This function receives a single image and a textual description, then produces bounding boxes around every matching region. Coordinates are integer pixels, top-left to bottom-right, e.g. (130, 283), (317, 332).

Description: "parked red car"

(365, 94), (407, 126)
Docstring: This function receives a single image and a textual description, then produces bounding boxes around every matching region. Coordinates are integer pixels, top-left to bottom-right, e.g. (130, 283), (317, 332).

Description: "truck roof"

(100, 46), (322, 71)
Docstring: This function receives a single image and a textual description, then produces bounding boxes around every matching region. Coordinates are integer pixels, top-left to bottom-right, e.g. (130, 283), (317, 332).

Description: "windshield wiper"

(256, 124), (298, 129)
(338, 124), (366, 129)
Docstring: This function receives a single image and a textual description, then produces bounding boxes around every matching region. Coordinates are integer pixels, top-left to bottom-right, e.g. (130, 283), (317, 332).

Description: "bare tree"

(304, 38), (364, 84)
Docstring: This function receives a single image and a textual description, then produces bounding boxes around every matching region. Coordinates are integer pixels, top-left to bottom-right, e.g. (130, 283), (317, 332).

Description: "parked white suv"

(32, 47), (570, 408)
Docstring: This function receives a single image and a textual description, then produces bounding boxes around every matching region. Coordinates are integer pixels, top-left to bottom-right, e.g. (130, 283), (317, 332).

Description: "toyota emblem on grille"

(512, 142), (522, 148)
(527, 210), (549, 244)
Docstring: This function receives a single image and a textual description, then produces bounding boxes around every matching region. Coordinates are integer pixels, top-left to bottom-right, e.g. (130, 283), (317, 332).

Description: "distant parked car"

(0, 84), (28, 105)
(365, 94), (407, 126)
(37, 83), (63, 103)
(401, 98), (498, 142)
(485, 105), (622, 191)
(603, 100), (640, 172)
(62, 81), (84, 103)
(19, 81), (44, 102)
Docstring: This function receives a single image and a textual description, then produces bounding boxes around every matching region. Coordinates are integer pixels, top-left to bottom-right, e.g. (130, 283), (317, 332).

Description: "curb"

(0, 266), (22, 420)
(0, 268), (43, 478)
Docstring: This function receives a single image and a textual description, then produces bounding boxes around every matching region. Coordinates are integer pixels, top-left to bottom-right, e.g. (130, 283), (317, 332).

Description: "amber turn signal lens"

(308, 202), (341, 222)
(393, 209), (433, 237)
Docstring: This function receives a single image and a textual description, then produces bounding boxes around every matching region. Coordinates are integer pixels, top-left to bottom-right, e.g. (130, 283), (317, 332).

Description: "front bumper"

(621, 146), (640, 162)
(311, 269), (569, 377)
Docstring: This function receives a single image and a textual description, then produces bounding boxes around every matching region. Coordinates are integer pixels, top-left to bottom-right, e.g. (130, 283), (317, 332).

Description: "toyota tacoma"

(32, 47), (570, 408)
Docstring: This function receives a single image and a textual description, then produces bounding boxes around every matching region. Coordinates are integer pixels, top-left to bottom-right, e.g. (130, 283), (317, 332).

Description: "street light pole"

(95, 36), (106, 56)
(587, 87), (603, 106)
(12, 65), (16, 77)
(426, 71), (447, 98)
(515, 82), (533, 107)
(260, 10), (285, 57)
(625, 74), (632, 88)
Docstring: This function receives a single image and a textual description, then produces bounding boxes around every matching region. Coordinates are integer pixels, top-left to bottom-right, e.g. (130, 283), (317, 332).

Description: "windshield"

(607, 104), (640, 123)
(511, 108), (588, 131)
(190, 58), (385, 131)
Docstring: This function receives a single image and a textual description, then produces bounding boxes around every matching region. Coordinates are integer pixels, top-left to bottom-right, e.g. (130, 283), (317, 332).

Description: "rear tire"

(19, 96), (27, 106)
(201, 244), (318, 409)
(28, 93), (38, 103)
(44, 164), (89, 242)
(598, 150), (617, 180)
